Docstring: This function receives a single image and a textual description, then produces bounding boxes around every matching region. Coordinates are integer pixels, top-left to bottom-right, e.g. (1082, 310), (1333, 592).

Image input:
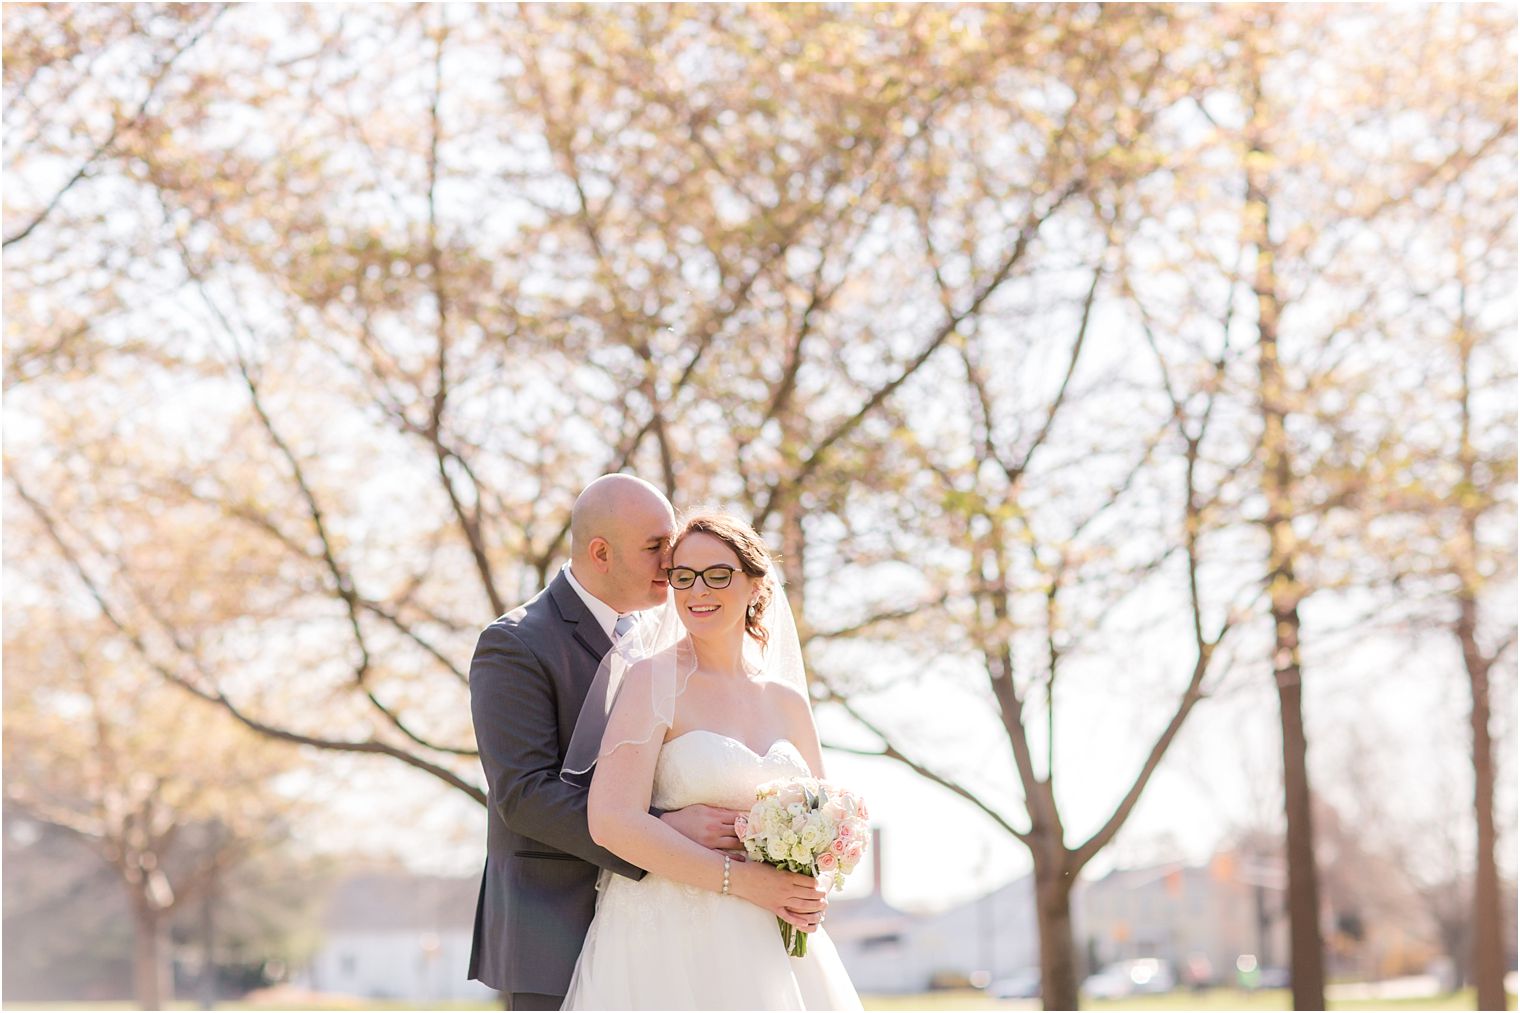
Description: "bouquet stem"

(776, 916), (809, 957)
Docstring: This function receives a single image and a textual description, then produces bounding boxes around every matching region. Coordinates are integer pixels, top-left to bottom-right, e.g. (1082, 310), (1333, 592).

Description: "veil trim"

(560, 572), (810, 787)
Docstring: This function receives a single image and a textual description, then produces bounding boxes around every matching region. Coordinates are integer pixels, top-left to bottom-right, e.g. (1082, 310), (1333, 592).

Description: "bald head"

(571, 474), (671, 553)
(569, 474), (676, 612)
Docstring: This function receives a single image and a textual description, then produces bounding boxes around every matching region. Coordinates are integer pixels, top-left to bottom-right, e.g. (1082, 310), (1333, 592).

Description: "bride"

(558, 512), (863, 1010)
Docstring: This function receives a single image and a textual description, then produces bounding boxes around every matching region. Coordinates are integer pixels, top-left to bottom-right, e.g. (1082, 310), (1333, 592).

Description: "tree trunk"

(130, 897), (172, 1010)
(1271, 618), (1327, 1011)
(1460, 591), (1505, 1010)
(1248, 79), (1327, 1009)
(779, 501), (807, 625)
(1453, 321), (1506, 1011)
(198, 873), (218, 1010)
(1033, 853), (1079, 1011)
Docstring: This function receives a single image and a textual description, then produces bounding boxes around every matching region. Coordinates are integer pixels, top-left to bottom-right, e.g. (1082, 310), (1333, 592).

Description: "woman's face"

(669, 532), (755, 640)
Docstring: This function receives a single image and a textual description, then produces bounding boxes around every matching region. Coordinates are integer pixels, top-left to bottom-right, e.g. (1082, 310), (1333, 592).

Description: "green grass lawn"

(0, 997), (492, 1003)
(5, 988), (1514, 1011)
(861, 986), (1517, 1011)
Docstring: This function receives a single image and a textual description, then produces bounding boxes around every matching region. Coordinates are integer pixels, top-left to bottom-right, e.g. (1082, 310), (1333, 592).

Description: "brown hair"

(674, 512), (775, 646)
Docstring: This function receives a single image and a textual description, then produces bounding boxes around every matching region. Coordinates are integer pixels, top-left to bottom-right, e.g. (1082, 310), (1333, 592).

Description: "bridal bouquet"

(735, 777), (870, 957)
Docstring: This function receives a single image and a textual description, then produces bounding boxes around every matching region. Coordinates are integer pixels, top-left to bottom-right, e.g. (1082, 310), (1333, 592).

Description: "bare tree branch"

(10, 472), (487, 804)
(3, 5), (228, 248)
(818, 687), (1031, 844)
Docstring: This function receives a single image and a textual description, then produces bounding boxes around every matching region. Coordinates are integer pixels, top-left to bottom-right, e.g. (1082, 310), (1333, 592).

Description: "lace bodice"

(652, 730), (812, 811)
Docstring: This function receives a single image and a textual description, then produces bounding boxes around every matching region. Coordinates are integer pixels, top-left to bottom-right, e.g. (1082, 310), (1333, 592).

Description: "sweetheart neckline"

(663, 728), (799, 759)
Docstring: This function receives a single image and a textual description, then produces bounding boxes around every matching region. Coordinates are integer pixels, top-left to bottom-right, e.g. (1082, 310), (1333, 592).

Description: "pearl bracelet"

(721, 854), (731, 896)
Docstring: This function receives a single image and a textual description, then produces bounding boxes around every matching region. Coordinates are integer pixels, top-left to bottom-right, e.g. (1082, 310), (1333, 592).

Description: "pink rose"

(837, 823), (855, 841)
(845, 841), (865, 862)
(817, 851), (838, 871)
(857, 799), (869, 819)
(830, 838), (847, 855)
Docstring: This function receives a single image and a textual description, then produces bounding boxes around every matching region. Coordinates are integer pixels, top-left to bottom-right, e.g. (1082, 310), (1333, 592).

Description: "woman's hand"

(729, 860), (828, 933)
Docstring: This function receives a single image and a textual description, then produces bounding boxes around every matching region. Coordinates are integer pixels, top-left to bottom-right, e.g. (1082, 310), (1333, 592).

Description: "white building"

(825, 829), (1039, 993)
(1075, 851), (1290, 985)
(304, 838), (1290, 1000)
(298, 872), (496, 1002)
(825, 889), (918, 992)
(910, 874), (1041, 985)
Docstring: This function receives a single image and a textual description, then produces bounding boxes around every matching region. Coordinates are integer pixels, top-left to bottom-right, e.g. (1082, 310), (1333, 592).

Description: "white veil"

(561, 570), (811, 787)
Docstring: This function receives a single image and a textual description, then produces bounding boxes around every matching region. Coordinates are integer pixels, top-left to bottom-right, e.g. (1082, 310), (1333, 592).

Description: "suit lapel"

(548, 571), (613, 665)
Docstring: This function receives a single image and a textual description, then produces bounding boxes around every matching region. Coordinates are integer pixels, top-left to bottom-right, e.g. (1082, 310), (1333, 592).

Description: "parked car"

(990, 969), (1042, 999)
(1082, 966), (1133, 1000)
(1128, 958), (1177, 994)
(1082, 958), (1177, 999)
(928, 969), (975, 990)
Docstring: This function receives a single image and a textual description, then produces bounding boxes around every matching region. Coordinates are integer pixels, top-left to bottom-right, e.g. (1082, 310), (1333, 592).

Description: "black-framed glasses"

(665, 565), (737, 590)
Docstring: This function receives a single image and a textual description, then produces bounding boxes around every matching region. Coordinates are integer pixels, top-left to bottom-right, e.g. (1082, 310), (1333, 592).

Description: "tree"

(1119, 7), (1516, 1006)
(2, 563), (309, 1009)
(2, 4), (1185, 810)
(2, 805), (328, 1006)
(776, 10), (1263, 1006)
(1330, 6), (1516, 1004)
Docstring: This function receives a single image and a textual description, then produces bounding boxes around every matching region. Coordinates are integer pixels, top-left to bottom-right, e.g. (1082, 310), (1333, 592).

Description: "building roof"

(321, 872), (478, 934)
(825, 890), (913, 941)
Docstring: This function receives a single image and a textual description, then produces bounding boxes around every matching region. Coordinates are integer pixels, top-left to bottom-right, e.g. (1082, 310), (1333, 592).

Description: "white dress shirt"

(563, 563), (627, 643)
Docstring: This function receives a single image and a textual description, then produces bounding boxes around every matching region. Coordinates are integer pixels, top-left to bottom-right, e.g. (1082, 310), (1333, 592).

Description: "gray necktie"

(613, 614), (636, 640)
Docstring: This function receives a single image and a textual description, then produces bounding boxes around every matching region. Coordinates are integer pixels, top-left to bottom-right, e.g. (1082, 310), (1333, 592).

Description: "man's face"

(605, 497), (676, 612)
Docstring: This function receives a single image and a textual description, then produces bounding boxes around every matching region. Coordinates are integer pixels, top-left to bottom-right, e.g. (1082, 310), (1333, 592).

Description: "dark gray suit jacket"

(467, 570), (650, 995)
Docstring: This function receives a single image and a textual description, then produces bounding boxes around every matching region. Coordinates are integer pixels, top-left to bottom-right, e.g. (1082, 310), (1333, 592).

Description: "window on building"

(861, 934), (903, 951)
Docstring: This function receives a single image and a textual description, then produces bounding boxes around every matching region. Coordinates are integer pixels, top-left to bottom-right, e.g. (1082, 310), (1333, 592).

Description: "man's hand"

(660, 804), (749, 854)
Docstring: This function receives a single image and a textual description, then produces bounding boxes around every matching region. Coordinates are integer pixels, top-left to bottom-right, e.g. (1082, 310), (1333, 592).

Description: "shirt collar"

(563, 563), (622, 643)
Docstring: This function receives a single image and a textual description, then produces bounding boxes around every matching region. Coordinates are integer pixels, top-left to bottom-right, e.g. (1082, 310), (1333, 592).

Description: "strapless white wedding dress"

(561, 730), (864, 1011)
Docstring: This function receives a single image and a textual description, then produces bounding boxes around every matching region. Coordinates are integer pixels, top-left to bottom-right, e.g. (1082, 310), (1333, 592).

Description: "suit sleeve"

(470, 623), (648, 880)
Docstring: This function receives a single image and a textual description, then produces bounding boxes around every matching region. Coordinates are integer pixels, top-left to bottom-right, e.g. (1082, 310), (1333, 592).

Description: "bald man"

(467, 475), (741, 1009)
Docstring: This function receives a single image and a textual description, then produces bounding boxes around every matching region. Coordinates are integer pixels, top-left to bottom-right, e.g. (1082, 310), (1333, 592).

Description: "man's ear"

(588, 536), (612, 572)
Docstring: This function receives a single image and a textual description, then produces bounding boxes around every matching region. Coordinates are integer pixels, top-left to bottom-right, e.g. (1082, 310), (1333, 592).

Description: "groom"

(467, 474), (749, 1010)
